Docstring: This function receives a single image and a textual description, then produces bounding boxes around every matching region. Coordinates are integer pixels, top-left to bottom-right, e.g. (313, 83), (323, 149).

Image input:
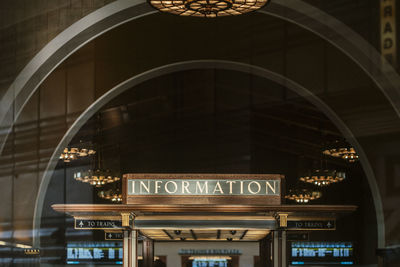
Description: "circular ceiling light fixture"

(285, 189), (322, 203)
(98, 188), (122, 203)
(60, 147), (96, 163)
(74, 169), (120, 187)
(322, 140), (359, 162)
(299, 169), (346, 187)
(148, 0), (270, 17)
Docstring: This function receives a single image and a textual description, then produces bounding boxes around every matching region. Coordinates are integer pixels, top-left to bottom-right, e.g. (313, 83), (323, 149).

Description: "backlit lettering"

(165, 181), (178, 194)
(155, 180), (162, 194)
(195, 181), (208, 194)
(266, 181), (276, 194)
(182, 181), (190, 194)
(140, 181), (150, 194)
(248, 181), (261, 194)
(212, 182), (224, 194)
(127, 179), (280, 196)
(226, 181), (236, 194)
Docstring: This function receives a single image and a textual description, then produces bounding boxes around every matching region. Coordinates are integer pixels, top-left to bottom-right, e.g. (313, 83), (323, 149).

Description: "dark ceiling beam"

(162, 230), (174, 240)
(190, 230), (197, 240)
(239, 230), (248, 240)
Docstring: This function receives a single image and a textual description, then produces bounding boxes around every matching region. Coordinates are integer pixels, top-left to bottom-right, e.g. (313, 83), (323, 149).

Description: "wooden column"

(123, 230), (138, 267)
(259, 234), (272, 267)
(271, 230), (287, 267)
(123, 230), (130, 267)
(273, 231), (279, 267)
(281, 230), (287, 267)
(129, 230), (138, 267)
(143, 237), (154, 267)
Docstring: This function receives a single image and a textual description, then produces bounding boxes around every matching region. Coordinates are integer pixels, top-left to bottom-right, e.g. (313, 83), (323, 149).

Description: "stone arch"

(0, 0), (392, 249)
(33, 60), (384, 250)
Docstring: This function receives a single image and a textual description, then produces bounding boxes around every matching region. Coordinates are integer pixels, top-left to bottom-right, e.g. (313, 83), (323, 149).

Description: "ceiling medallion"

(74, 169), (120, 187)
(299, 169), (346, 187)
(98, 189), (122, 203)
(149, 0), (270, 17)
(285, 189), (322, 203)
(322, 140), (359, 162)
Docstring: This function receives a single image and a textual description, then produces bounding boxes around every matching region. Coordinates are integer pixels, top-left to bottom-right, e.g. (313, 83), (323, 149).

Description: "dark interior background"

(41, 69), (377, 265)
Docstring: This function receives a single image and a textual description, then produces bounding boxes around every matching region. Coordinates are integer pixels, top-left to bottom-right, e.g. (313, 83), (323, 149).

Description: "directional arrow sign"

(287, 232), (309, 241)
(74, 219), (123, 230)
(287, 220), (336, 230)
(105, 232), (123, 240)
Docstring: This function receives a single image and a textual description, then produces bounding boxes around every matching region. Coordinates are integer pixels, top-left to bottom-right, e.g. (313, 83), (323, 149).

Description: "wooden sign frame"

(122, 173), (284, 206)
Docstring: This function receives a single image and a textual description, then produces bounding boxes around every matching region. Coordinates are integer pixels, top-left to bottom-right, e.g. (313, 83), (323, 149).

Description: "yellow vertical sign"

(381, 0), (397, 69)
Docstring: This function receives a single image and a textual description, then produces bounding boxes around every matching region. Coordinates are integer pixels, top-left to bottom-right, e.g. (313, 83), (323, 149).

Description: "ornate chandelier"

(322, 140), (359, 162)
(285, 189), (322, 203)
(73, 114), (121, 187)
(148, 0), (270, 17)
(98, 189), (122, 202)
(60, 146), (95, 162)
(299, 169), (346, 186)
(74, 169), (120, 187)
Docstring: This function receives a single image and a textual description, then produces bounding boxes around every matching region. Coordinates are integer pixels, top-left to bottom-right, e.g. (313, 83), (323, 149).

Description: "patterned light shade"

(98, 189), (122, 203)
(285, 189), (322, 203)
(74, 169), (120, 187)
(148, 0), (270, 17)
(60, 147), (96, 162)
(299, 169), (346, 187)
(322, 140), (359, 162)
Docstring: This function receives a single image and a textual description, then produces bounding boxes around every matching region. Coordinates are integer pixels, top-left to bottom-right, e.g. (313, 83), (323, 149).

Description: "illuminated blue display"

(290, 242), (354, 265)
(192, 259), (228, 267)
(66, 242), (123, 265)
(291, 261), (354, 265)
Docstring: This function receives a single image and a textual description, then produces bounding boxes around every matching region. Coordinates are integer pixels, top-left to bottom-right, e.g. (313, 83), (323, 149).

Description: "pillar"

(259, 233), (273, 267)
(273, 231), (279, 267)
(123, 230), (138, 267)
(143, 237), (154, 267)
(281, 230), (287, 267)
(272, 230), (287, 267)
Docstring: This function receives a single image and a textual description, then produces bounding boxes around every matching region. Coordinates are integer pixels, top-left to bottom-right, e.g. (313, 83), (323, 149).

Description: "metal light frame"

(74, 169), (120, 187)
(60, 147), (96, 162)
(285, 189), (322, 203)
(148, 0), (270, 17)
(299, 169), (346, 187)
(98, 188), (122, 202)
(322, 140), (359, 162)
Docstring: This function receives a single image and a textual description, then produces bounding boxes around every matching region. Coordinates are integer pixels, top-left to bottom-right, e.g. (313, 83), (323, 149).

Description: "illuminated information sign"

(290, 242), (354, 265)
(105, 232), (123, 240)
(66, 242), (123, 265)
(74, 219), (123, 230)
(287, 220), (335, 230)
(128, 179), (280, 196)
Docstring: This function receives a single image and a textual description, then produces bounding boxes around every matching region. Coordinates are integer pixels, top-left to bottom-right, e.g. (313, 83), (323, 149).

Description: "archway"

(0, 0), (396, 255)
(34, 59), (384, 254)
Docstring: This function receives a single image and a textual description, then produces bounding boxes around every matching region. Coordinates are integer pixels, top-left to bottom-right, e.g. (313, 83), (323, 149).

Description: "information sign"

(74, 219), (123, 230)
(105, 232), (123, 240)
(287, 220), (335, 230)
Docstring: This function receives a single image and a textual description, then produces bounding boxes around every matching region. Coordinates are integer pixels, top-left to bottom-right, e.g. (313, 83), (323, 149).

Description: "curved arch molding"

(33, 60), (384, 249)
(0, 0), (390, 247)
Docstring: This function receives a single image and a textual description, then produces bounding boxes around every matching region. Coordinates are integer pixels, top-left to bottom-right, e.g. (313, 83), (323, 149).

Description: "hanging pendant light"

(98, 188), (122, 203)
(74, 169), (120, 187)
(285, 189), (322, 203)
(73, 114), (120, 187)
(299, 169), (346, 187)
(148, 0), (270, 17)
(60, 144), (96, 163)
(322, 140), (359, 162)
